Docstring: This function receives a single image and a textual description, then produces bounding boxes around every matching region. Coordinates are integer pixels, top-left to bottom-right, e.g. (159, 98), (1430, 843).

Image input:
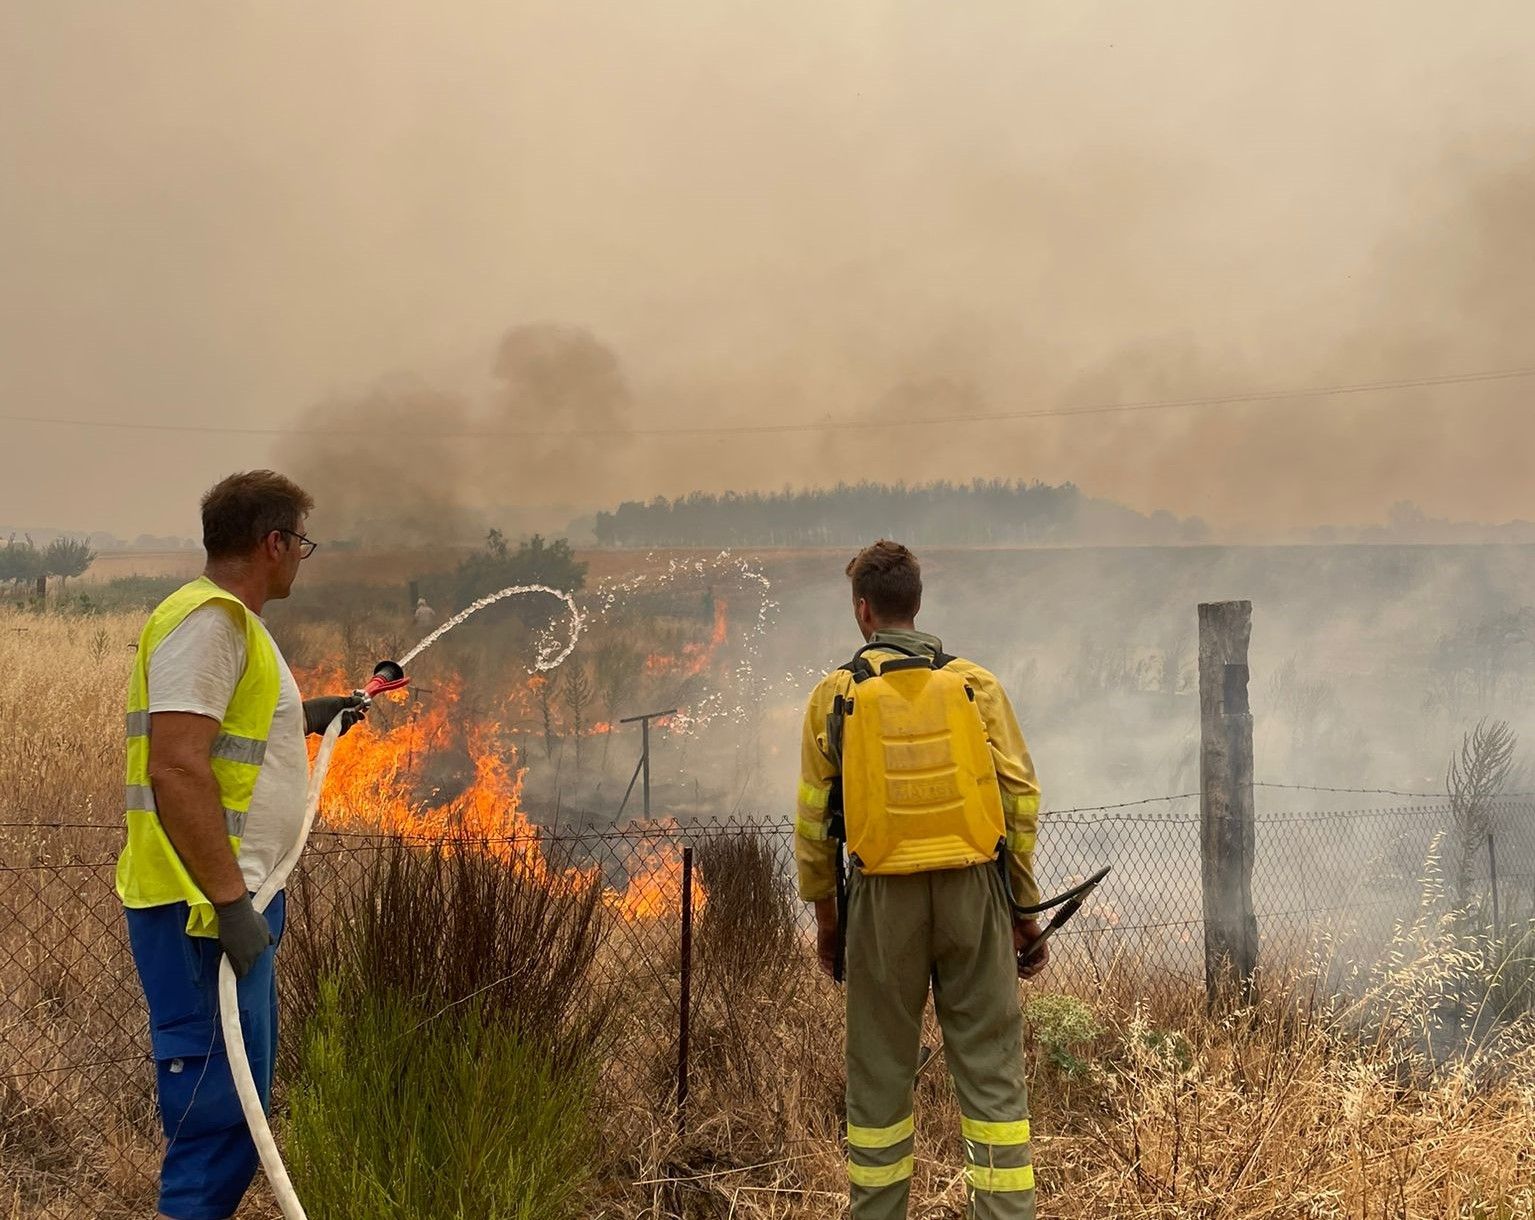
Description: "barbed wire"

(1045, 792), (1201, 819)
(1256, 781), (1535, 800)
(1255, 804), (1453, 825)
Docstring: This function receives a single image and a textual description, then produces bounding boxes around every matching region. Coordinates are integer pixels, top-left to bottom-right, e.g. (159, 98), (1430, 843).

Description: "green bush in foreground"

(288, 980), (599, 1220)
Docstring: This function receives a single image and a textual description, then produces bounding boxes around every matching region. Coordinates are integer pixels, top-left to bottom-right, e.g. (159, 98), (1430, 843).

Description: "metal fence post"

(616, 709), (678, 819)
(676, 844), (693, 1137)
(1488, 831), (1502, 940)
(1199, 600), (1258, 1008)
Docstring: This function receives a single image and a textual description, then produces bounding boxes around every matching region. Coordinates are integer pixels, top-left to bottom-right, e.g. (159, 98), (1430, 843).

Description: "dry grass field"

(3, 607), (1533, 1218)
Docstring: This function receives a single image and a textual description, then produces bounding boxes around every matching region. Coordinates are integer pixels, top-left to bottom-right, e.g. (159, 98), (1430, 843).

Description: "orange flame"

(294, 601), (735, 922)
(644, 598), (729, 678)
(602, 825), (707, 921)
(304, 672), (700, 919)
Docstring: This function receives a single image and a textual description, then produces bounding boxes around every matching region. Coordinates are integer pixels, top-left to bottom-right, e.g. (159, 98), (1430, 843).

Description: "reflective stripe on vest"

(115, 577), (282, 938)
(124, 785), (249, 838)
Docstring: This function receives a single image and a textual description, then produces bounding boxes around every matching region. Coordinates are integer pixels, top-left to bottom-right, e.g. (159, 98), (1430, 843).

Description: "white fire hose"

(216, 660), (405, 1220)
(215, 710), (342, 1220)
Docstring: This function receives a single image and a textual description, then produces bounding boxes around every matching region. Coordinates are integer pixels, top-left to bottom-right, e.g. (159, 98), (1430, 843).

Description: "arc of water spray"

(587, 551), (779, 735)
(401, 583), (585, 671)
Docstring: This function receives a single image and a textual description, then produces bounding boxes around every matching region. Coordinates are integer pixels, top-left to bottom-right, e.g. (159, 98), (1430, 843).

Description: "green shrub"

(1022, 992), (1102, 1078)
(280, 835), (615, 1217)
(287, 981), (598, 1220)
(1130, 1025), (1193, 1073)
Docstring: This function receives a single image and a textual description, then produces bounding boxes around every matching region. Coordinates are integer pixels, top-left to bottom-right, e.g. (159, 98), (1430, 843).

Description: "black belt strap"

(829, 784), (848, 984)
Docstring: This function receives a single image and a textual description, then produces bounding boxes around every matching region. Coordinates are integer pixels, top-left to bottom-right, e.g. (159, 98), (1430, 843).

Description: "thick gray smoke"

(279, 324), (634, 544)
(284, 148), (1535, 546)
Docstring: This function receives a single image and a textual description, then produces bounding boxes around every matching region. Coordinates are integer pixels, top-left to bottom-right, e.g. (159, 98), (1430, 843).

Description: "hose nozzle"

(358, 659), (408, 705)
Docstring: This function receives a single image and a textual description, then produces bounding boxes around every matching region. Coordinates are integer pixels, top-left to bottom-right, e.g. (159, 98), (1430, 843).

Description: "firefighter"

(413, 596), (438, 632)
(796, 540), (1045, 1220)
(116, 471), (364, 1220)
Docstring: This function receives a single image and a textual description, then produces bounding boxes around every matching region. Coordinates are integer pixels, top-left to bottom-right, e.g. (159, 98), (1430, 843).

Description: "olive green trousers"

(844, 863), (1034, 1220)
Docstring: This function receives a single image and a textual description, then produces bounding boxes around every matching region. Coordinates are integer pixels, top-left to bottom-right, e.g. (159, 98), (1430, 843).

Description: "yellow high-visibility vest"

(838, 650), (1006, 875)
(115, 577), (282, 937)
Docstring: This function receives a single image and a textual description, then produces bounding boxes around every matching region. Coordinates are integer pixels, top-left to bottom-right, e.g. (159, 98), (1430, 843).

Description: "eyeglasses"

(277, 530), (319, 560)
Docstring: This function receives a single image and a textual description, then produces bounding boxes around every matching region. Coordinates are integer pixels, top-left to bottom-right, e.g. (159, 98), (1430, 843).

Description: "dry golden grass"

(0, 610), (160, 1217)
(2, 606), (1533, 1219)
(607, 956), (1535, 1219)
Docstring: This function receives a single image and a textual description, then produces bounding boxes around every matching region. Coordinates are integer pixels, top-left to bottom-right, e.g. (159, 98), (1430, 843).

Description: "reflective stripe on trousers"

(962, 1116), (1034, 1196)
(847, 1114), (915, 1192)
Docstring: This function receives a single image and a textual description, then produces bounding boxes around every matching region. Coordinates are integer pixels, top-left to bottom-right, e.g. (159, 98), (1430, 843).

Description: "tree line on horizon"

(591, 479), (1208, 548)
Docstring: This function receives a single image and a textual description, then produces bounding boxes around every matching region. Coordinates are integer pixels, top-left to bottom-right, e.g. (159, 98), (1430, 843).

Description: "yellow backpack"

(832, 643), (1006, 875)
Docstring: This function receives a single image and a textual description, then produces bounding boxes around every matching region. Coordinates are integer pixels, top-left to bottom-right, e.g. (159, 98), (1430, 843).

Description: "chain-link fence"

(4, 796), (1533, 1217)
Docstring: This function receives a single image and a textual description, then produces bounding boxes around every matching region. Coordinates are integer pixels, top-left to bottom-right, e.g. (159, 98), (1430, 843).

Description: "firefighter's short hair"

(201, 470), (315, 560)
(846, 539), (922, 621)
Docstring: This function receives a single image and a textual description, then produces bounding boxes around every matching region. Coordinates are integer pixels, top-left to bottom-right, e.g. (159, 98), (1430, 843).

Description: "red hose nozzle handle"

(361, 659), (408, 701)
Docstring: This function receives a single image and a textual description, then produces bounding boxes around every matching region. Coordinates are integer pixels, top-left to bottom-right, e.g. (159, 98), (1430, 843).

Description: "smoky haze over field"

(3, 1), (1535, 539)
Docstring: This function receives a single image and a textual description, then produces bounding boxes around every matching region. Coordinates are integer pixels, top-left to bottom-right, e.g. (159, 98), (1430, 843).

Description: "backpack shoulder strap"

(927, 651), (979, 701)
(839, 640), (922, 683)
(838, 656), (875, 683)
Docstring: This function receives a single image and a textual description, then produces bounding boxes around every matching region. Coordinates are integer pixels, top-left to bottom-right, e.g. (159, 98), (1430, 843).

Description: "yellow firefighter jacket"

(795, 628), (1041, 906)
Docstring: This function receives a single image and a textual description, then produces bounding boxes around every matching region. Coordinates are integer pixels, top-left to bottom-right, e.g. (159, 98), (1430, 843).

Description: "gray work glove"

(302, 693), (367, 737)
(215, 894), (273, 980)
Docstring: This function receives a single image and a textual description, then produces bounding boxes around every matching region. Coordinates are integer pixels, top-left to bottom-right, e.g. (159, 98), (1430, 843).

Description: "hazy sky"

(4, 1), (1533, 539)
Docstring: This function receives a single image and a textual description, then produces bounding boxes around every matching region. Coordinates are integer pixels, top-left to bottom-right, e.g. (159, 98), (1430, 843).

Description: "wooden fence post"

(1199, 600), (1258, 1007)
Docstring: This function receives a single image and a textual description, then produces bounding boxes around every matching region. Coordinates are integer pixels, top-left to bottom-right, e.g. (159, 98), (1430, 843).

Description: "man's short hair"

(201, 471), (315, 560)
(846, 539), (922, 621)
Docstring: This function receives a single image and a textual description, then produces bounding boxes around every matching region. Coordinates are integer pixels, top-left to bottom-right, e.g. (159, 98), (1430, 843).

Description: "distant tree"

(0, 535), (45, 591)
(43, 537), (96, 585)
(1427, 608), (1535, 721)
(450, 532), (588, 628)
(533, 674), (558, 760)
(561, 663), (594, 769)
(594, 637), (642, 726)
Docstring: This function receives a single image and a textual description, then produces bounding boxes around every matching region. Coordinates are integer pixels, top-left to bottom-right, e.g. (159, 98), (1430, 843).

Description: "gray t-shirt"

(146, 603), (307, 894)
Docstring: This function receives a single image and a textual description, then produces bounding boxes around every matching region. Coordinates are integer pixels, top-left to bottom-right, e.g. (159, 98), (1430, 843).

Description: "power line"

(4, 364), (1533, 440)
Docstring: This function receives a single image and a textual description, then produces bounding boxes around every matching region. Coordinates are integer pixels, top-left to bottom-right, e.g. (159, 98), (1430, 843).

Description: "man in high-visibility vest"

(117, 471), (364, 1220)
(796, 539), (1046, 1220)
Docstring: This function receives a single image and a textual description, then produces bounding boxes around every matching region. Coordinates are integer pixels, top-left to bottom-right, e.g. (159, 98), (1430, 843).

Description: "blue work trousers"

(124, 893), (285, 1220)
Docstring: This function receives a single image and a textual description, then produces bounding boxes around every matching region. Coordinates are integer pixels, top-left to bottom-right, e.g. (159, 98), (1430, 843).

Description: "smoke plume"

(4, 0), (1535, 537)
